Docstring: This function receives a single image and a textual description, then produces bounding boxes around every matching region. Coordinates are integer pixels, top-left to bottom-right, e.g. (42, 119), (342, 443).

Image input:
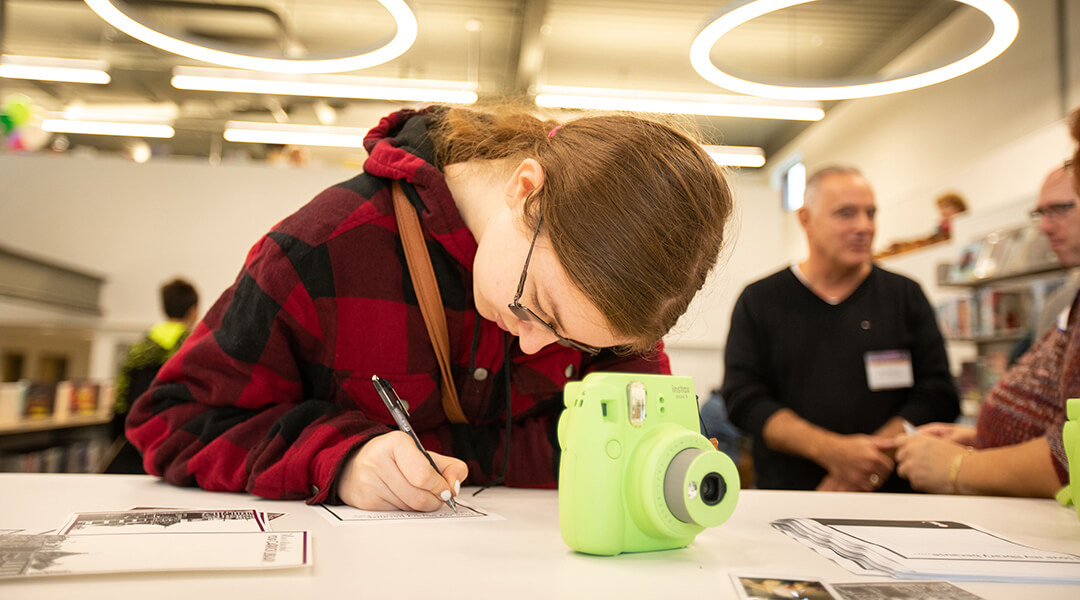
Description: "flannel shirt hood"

(362, 108), (477, 272)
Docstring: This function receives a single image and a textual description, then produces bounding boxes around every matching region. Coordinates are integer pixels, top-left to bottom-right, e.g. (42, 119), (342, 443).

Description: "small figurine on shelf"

(934, 192), (968, 240)
(874, 192), (969, 260)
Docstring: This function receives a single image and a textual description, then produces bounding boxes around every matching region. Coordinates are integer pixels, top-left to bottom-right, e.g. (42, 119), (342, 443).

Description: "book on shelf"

(22, 382), (57, 419)
(0, 437), (109, 473)
(975, 289), (1032, 337)
(942, 224), (1059, 284)
(0, 379), (114, 426)
(54, 380), (103, 419)
(949, 240), (982, 282)
(0, 381), (29, 424)
(936, 296), (976, 339)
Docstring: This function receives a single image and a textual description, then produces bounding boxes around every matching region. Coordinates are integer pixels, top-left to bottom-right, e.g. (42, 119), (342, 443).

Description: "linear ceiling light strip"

(171, 67), (478, 104)
(42, 119), (175, 138)
(690, 0), (1019, 101)
(703, 145), (766, 168)
(84, 0), (417, 73)
(0, 55), (110, 84)
(534, 85), (823, 120)
(223, 121), (370, 148)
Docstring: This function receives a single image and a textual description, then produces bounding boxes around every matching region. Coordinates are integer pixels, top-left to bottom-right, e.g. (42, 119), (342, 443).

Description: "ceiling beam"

(505, 0), (549, 97)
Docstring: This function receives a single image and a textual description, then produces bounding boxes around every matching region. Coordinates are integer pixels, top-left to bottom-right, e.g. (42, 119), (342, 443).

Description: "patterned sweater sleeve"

(126, 233), (391, 504)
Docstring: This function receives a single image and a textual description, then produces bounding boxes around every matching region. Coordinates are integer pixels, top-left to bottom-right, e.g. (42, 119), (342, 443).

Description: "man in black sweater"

(722, 166), (959, 492)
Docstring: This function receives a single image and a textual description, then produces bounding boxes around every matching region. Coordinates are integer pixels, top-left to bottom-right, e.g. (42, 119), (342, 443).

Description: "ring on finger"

(869, 473), (881, 486)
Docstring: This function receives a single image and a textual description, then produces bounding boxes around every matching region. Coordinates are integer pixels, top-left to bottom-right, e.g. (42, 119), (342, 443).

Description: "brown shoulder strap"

(391, 181), (468, 424)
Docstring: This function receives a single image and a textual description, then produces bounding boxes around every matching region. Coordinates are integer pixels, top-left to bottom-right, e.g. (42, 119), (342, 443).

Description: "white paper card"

(318, 502), (501, 523)
(864, 350), (914, 390)
(0, 531), (310, 578)
(60, 509), (268, 535)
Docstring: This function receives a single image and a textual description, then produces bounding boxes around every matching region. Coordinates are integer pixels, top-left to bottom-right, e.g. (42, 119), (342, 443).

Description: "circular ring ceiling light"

(689, 0), (1019, 101)
(84, 0), (418, 74)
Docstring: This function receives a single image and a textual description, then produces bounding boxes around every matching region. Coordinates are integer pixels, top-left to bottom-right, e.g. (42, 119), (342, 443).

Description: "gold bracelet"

(949, 446), (975, 494)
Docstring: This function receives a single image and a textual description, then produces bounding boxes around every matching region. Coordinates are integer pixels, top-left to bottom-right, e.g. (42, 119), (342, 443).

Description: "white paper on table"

(317, 501), (502, 524)
(773, 518), (1080, 584)
(60, 509), (269, 535)
(129, 506), (286, 522)
(0, 531), (311, 578)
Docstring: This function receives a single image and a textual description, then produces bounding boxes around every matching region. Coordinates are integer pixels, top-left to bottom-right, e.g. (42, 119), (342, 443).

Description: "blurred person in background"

(104, 278), (198, 474)
(723, 166), (959, 493)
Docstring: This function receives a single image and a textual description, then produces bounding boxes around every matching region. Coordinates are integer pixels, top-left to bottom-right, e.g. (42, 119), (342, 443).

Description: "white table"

(1, 473), (1078, 599)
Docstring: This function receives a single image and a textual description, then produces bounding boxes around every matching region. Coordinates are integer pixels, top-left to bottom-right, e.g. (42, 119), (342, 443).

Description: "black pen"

(371, 375), (458, 512)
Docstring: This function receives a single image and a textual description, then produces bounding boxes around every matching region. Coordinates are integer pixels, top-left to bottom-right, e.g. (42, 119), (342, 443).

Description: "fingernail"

(454, 480), (461, 496)
(440, 489), (452, 502)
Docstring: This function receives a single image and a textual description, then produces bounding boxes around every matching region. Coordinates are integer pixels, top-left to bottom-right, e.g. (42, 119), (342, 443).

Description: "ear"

(504, 158), (545, 209)
(797, 206), (811, 230)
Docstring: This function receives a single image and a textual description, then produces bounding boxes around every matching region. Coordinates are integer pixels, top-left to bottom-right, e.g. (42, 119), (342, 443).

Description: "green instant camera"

(1063, 398), (1079, 519)
(557, 372), (740, 555)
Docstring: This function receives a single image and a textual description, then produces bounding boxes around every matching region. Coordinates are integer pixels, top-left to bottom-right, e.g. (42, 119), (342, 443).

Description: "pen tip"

(371, 374), (379, 382)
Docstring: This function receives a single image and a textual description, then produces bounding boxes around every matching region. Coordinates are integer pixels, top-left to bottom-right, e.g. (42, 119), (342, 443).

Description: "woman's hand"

(337, 431), (469, 511)
(895, 434), (968, 493)
(916, 422), (976, 446)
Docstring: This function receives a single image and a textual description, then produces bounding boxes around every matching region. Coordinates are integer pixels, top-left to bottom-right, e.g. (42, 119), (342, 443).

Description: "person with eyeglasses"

(896, 111), (1080, 498)
(721, 166), (960, 494)
(124, 105), (734, 511)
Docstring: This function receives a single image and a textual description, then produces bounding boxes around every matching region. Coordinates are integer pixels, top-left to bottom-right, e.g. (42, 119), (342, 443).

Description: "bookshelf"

(0, 413), (112, 436)
(0, 244), (116, 473)
(934, 223), (1070, 419)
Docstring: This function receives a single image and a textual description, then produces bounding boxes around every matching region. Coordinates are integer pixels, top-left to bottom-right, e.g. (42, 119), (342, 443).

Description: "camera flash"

(627, 381), (647, 427)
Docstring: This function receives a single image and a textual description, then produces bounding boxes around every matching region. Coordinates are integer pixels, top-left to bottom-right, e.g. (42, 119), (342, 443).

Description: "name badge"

(864, 350), (914, 391)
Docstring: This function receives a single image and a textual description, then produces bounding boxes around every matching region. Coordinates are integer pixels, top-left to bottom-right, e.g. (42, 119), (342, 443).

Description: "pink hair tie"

(547, 125), (563, 138)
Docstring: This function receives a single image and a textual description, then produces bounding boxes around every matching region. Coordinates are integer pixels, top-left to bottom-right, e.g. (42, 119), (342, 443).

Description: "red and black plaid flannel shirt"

(127, 108), (671, 504)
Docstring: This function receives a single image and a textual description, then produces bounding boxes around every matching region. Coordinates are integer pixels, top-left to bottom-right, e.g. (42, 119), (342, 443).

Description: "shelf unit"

(935, 262), (1071, 418)
(0, 244), (115, 473)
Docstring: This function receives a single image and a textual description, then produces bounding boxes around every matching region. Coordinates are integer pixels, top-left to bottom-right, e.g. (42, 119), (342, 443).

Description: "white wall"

(665, 172), (786, 395)
(0, 155), (356, 377)
(0, 155), (355, 326)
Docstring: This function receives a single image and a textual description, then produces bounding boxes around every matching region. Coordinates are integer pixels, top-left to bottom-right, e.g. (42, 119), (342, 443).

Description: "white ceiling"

(1, 0), (982, 161)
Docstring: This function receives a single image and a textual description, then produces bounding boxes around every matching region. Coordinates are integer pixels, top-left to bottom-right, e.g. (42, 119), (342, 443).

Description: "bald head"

(804, 166), (867, 213)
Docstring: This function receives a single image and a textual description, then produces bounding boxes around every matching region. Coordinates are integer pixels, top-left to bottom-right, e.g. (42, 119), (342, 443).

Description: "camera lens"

(699, 472), (725, 506)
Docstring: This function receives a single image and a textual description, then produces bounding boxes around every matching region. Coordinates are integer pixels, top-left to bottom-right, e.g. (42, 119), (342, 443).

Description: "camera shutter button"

(605, 439), (622, 459)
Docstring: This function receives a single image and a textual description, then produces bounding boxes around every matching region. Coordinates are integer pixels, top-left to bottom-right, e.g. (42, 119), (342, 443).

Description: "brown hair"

(161, 278), (198, 319)
(935, 192), (967, 213)
(431, 107), (733, 353)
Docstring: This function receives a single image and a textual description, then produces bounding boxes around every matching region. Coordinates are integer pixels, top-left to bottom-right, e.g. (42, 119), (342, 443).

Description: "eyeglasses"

(1030, 201), (1077, 221)
(508, 216), (602, 356)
